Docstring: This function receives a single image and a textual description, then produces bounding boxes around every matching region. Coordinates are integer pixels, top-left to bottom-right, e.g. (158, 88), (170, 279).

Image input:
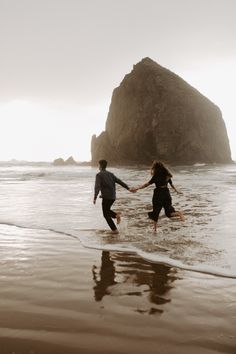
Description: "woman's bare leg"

(170, 211), (185, 221)
(153, 221), (157, 232)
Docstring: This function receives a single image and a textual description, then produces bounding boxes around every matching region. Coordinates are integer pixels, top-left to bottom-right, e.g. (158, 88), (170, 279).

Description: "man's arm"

(93, 174), (101, 203)
(114, 175), (130, 190)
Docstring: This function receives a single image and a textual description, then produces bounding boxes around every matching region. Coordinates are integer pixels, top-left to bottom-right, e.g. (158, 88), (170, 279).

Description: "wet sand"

(0, 224), (235, 354)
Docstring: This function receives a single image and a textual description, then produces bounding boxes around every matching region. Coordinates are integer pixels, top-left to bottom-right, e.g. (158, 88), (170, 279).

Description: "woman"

(134, 161), (184, 232)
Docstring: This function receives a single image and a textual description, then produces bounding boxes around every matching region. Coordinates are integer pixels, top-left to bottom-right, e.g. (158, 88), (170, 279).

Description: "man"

(93, 159), (134, 233)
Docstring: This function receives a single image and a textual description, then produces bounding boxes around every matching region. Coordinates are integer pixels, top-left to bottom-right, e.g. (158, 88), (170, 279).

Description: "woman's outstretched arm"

(133, 182), (150, 192)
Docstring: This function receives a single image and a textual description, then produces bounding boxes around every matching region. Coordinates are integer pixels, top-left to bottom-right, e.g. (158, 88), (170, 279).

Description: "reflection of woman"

(134, 161), (184, 232)
(92, 251), (116, 301)
(149, 263), (172, 306)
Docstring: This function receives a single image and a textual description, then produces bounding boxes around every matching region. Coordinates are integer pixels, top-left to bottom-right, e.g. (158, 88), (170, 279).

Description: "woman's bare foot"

(170, 211), (185, 221)
(116, 213), (121, 225)
(153, 221), (157, 232)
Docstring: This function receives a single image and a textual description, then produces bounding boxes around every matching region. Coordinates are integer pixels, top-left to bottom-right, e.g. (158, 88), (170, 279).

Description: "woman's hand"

(177, 190), (183, 195)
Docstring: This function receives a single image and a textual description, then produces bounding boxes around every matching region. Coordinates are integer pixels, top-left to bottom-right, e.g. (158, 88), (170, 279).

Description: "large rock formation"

(91, 57), (232, 165)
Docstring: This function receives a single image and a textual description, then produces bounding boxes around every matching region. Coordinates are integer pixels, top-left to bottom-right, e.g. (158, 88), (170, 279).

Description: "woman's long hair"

(151, 161), (173, 178)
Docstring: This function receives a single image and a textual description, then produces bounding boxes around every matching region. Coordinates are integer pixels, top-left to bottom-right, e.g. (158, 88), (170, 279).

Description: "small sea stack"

(53, 156), (77, 166)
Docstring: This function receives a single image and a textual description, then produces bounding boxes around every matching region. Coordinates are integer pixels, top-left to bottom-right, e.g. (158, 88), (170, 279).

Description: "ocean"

(0, 162), (235, 353)
(0, 163), (235, 278)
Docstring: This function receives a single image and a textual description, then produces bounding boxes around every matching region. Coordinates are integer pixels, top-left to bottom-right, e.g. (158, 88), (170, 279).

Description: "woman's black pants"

(102, 199), (117, 231)
(148, 188), (175, 222)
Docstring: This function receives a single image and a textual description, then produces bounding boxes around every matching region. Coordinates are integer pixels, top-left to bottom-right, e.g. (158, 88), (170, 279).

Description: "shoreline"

(2, 222), (236, 279)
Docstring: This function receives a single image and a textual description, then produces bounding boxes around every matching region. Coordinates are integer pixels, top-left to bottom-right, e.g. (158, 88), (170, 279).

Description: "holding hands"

(129, 187), (137, 193)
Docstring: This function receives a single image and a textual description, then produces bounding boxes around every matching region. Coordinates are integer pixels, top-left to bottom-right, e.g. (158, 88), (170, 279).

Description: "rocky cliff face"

(91, 57), (232, 165)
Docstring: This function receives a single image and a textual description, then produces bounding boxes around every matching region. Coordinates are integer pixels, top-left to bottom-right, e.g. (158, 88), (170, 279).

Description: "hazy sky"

(0, 0), (236, 161)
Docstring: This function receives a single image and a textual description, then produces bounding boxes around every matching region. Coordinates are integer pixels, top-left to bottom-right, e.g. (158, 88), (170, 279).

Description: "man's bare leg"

(116, 212), (121, 225)
(111, 229), (119, 234)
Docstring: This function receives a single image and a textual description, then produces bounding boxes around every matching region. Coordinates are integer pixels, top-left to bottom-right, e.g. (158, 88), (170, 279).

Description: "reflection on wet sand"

(92, 251), (179, 314)
(92, 251), (117, 301)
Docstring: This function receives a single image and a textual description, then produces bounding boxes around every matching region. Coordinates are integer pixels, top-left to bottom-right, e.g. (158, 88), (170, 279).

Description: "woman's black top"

(148, 173), (173, 188)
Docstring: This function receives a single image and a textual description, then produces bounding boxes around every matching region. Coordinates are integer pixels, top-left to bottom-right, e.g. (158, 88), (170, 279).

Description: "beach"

(0, 164), (235, 353)
(0, 223), (235, 354)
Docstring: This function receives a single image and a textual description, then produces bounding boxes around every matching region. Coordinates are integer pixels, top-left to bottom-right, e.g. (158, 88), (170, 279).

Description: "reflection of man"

(93, 159), (134, 233)
(92, 251), (116, 301)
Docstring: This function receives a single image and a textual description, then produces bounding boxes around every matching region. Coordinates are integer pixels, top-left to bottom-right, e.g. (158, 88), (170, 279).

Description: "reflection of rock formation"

(91, 57), (232, 165)
(52, 156), (77, 166)
(92, 252), (177, 313)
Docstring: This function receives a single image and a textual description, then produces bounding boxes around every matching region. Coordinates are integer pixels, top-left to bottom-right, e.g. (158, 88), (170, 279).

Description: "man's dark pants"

(102, 199), (117, 231)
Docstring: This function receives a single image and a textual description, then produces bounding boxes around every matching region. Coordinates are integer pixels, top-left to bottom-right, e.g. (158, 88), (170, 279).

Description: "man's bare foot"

(179, 212), (185, 221)
(116, 213), (121, 225)
(111, 229), (119, 234)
